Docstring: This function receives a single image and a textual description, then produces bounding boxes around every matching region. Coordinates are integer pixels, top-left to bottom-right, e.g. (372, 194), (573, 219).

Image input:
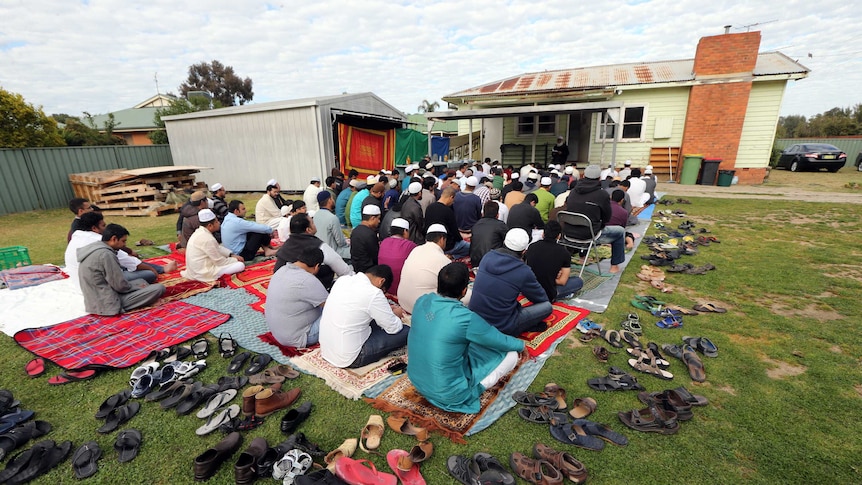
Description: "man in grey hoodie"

(77, 223), (165, 316)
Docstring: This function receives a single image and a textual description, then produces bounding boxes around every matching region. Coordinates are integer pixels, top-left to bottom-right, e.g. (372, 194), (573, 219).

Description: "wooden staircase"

(648, 146), (680, 181)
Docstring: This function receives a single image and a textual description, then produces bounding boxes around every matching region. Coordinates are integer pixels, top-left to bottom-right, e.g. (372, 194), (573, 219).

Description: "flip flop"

(24, 358), (45, 378)
(572, 419), (629, 446)
(682, 345), (707, 382)
(114, 429), (142, 463)
(191, 338), (209, 359)
(0, 410), (35, 434)
(568, 397), (597, 419)
(0, 440), (53, 483)
(628, 354), (674, 380)
(672, 386), (709, 406)
(248, 369), (286, 386)
(227, 352), (251, 374)
(95, 389), (132, 419)
(273, 364), (300, 379)
(244, 353), (273, 376)
(196, 389), (238, 419)
(656, 315), (683, 329)
(71, 441), (102, 479)
(216, 376), (249, 392)
(692, 303), (727, 313)
(13, 439), (71, 483)
(97, 402), (140, 434)
(196, 404), (240, 436)
(175, 384), (219, 416)
(48, 369), (97, 385)
(600, 329), (623, 348)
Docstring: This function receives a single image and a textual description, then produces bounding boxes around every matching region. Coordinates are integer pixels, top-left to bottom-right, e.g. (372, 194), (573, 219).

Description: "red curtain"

(338, 124), (395, 176)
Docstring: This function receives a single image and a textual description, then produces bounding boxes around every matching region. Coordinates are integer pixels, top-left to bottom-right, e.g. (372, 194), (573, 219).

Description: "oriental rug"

(519, 301), (590, 357)
(290, 348), (406, 400)
(218, 260), (275, 313)
(14, 301), (230, 370)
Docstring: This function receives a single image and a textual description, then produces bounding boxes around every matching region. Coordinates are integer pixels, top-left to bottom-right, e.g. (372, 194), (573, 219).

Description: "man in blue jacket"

(469, 228), (553, 336)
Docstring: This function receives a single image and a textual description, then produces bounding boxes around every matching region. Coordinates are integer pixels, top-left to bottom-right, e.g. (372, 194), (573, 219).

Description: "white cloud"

(0, 0), (859, 117)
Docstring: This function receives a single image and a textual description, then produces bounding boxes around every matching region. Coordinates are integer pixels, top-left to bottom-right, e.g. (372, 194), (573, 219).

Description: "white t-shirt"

(64, 230), (141, 288)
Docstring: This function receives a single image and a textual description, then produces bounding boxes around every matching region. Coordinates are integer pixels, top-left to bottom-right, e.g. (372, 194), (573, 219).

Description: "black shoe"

(280, 401), (312, 434)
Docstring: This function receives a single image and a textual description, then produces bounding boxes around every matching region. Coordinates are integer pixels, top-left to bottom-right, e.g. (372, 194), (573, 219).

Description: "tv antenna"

(736, 19), (777, 32)
(154, 72), (160, 95)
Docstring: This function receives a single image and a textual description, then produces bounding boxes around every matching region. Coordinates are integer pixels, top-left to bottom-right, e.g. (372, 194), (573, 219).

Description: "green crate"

(0, 246), (31, 270)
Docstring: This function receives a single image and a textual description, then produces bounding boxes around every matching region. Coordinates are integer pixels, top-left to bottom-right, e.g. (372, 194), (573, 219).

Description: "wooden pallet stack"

(68, 166), (209, 217)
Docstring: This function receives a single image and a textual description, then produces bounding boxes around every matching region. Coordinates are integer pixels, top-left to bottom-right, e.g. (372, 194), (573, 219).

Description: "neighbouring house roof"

(443, 52), (809, 102)
(87, 107), (159, 132)
(133, 93), (177, 109)
(407, 114), (459, 134)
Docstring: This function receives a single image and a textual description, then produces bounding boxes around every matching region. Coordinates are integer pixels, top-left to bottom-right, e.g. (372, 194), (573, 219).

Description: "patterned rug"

(519, 301), (589, 357)
(158, 270), (217, 302)
(569, 266), (614, 297)
(0, 265), (68, 290)
(291, 348), (406, 400)
(14, 301), (231, 370)
(365, 356), (521, 444)
(219, 260), (275, 313)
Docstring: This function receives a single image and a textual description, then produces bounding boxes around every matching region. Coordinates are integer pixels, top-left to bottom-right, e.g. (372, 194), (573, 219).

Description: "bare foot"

(263, 247), (278, 257)
(609, 264), (621, 273)
(163, 261), (178, 273)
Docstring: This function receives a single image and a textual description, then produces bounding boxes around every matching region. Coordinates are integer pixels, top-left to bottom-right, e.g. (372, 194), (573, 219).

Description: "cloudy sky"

(1, 0), (858, 119)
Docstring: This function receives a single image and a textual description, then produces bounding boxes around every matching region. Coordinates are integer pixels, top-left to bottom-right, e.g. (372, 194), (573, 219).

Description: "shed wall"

(735, 81), (787, 168)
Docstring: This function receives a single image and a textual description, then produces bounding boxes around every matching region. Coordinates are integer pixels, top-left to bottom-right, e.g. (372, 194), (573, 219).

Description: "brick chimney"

(679, 31), (763, 183)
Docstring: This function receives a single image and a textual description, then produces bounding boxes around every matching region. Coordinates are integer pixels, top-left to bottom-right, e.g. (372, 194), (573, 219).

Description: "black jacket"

(470, 217), (508, 267)
(564, 178), (612, 238)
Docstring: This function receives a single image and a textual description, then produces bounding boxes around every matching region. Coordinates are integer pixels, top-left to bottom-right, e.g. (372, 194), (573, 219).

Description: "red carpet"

(519, 300), (590, 357)
(219, 260), (274, 313)
(14, 301), (231, 370)
(258, 332), (318, 358)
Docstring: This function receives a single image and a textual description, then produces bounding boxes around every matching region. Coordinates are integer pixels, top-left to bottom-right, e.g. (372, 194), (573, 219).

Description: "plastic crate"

(0, 246), (31, 270)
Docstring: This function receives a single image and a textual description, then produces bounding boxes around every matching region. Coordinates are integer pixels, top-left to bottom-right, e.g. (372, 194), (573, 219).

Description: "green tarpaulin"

(395, 129), (428, 166)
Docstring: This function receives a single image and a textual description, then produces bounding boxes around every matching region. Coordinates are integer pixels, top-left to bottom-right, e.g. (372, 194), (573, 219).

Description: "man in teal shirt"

(407, 262), (524, 413)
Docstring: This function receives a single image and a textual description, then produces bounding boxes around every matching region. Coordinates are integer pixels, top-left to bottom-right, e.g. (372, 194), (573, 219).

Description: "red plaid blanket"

(14, 301), (230, 370)
(0, 265), (68, 290)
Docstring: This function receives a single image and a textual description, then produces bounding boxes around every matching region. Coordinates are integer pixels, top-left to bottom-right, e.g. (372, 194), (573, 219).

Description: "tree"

(62, 113), (126, 146)
(50, 113), (79, 125)
(179, 60), (253, 107)
(417, 99), (440, 113)
(149, 96), (220, 144)
(0, 87), (65, 148)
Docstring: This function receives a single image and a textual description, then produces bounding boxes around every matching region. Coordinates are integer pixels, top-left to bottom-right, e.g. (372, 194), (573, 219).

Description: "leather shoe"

(241, 386), (264, 417)
(280, 401), (312, 434)
(194, 432), (243, 481)
(234, 437), (268, 484)
(255, 387), (301, 417)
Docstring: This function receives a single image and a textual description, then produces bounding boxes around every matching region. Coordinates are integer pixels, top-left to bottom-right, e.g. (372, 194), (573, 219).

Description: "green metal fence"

(0, 145), (173, 216)
(775, 137), (862, 168)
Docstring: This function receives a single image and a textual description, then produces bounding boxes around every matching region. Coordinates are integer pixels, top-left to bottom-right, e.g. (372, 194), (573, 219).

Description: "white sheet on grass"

(0, 278), (87, 336)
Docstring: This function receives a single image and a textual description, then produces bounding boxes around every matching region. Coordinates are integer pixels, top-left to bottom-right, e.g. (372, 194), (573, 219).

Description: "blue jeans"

(123, 263), (164, 284)
(305, 315), (322, 346)
(597, 225), (626, 265)
(348, 321), (410, 368)
(445, 240), (471, 260)
(512, 301), (553, 335)
(556, 276), (584, 300)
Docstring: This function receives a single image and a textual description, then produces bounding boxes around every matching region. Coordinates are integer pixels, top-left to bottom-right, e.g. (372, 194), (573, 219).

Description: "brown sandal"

(543, 384), (567, 412)
(532, 443), (587, 484)
(509, 452), (563, 484)
(386, 416), (425, 436)
(408, 428), (433, 464)
(568, 397), (597, 419)
(592, 346), (609, 363)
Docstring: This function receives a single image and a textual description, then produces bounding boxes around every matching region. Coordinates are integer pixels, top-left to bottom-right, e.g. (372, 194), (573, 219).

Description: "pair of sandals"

(599, 328), (640, 349)
(273, 448), (313, 483)
(587, 367), (645, 392)
(0, 439), (72, 484)
(189, 335), (238, 360)
(71, 430), (142, 479)
(618, 404), (680, 434)
(448, 452), (513, 485)
(662, 344), (707, 382)
(0, 421), (52, 462)
(620, 313), (642, 335)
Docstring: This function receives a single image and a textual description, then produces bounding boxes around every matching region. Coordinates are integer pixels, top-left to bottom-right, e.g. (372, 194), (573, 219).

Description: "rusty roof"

(444, 52), (808, 100)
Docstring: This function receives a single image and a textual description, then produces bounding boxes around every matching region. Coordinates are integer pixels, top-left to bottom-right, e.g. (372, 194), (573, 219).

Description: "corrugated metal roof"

(88, 107), (159, 131)
(445, 52), (808, 100)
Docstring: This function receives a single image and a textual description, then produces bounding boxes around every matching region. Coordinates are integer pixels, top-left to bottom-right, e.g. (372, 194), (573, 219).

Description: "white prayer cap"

(210, 183), (223, 191)
(207, 198), (214, 209)
(644, 168), (653, 175)
(267, 179), (277, 187)
(362, 205), (381, 216)
(540, 177), (552, 186)
(426, 223), (447, 235)
(425, 162), (434, 170)
(366, 175), (377, 184)
(408, 182), (422, 194)
(511, 172), (520, 179)
(198, 209), (216, 223)
(389, 179), (398, 188)
(391, 218), (409, 230)
(280, 205), (291, 216)
(624, 159), (632, 166)
(527, 172), (539, 180)
(646, 165), (654, 171)
(311, 176), (321, 183)
(466, 176), (478, 187)
(504, 228), (530, 252)
(564, 166), (574, 175)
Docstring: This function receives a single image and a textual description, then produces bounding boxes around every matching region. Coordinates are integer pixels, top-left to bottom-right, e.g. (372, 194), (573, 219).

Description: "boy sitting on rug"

(77, 223), (166, 316)
(408, 262), (523, 413)
(319, 265), (408, 369)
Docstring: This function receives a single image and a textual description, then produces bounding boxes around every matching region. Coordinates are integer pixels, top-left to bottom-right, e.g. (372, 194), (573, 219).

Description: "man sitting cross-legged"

(319, 265), (409, 368)
(469, 228), (552, 336)
(77, 223), (166, 316)
(408, 262), (524, 413)
(525, 221), (584, 302)
(182, 209), (246, 282)
(221, 200), (277, 262)
(266, 247), (328, 349)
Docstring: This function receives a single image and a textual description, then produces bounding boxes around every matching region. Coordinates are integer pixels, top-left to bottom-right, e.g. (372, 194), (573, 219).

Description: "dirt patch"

(564, 332), (584, 352)
(822, 264), (862, 284)
(728, 333), (774, 347)
(762, 357), (806, 379)
(855, 384), (862, 398)
(768, 303), (843, 322)
(829, 345), (843, 354)
(817, 291), (837, 298)
(716, 385), (737, 396)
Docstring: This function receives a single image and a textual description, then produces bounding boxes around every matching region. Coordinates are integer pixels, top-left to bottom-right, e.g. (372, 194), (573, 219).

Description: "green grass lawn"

(0, 193), (861, 484)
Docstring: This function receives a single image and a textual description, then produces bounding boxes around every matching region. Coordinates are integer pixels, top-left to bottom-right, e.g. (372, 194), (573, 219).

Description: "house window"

(597, 106), (646, 141)
(517, 115), (556, 136)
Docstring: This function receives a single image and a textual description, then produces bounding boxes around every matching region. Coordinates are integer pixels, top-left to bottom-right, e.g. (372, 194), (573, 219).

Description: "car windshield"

(804, 144), (840, 152)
